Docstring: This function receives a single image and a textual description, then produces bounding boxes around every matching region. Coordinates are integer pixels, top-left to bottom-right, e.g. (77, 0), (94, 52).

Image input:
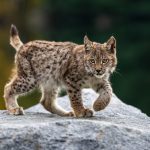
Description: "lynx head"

(83, 35), (117, 78)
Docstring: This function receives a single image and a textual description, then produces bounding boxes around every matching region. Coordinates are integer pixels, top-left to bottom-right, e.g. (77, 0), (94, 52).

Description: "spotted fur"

(4, 25), (117, 117)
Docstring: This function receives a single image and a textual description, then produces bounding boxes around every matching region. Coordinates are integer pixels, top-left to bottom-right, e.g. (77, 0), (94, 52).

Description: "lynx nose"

(96, 69), (103, 75)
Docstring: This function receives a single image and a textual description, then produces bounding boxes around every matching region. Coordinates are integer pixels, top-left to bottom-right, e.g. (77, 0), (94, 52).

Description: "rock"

(0, 89), (150, 150)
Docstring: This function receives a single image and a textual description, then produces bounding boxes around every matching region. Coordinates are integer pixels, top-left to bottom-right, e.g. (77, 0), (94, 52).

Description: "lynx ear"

(84, 35), (93, 52)
(106, 36), (116, 54)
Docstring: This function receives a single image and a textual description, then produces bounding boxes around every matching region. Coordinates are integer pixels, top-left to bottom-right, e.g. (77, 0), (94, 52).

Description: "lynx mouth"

(94, 74), (105, 78)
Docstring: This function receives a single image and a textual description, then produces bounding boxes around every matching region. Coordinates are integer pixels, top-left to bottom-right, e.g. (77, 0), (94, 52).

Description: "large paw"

(93, 98), (110, 111)
(75, 108), (93, 118)
(8, 107), (25, 115)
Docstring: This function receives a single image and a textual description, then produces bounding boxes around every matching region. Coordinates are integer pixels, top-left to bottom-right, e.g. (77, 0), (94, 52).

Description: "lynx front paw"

(75, 108), (93, 118)
(93, 98), (110, 111)
(8, 107), (25, 115)
(83, 108), (93, 117)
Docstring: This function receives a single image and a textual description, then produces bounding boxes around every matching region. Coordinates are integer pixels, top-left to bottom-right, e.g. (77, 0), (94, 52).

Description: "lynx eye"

(89, 59), (95, 64)
(102, 59), (108, 64)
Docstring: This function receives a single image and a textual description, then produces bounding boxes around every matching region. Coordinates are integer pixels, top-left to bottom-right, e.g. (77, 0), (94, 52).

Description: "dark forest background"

(0, 0), (150, 115)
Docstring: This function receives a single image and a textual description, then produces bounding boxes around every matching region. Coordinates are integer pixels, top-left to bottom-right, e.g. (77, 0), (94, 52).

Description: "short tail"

(10, 24), (23, 51)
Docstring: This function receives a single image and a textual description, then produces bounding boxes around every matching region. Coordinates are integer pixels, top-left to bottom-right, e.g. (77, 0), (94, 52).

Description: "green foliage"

(59, 89), (67, 97)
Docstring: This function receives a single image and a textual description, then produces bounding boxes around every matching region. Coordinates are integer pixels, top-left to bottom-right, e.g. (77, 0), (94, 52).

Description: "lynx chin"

(4, 24), (117, 117)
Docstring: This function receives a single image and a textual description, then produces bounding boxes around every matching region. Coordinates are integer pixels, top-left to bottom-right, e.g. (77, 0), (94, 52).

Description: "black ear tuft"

(84, 35), (92, 52)
(106, 36), (116, 54)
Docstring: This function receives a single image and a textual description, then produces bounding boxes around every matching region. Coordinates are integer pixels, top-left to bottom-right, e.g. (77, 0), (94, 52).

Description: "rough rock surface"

(0, 89), (150, 150)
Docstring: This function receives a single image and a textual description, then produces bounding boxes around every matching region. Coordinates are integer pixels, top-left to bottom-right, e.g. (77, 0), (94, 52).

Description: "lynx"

(4, 25), (117, 117)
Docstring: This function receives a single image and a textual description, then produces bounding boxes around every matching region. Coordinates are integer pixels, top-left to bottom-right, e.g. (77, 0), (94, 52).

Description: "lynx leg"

(40, 86), (73, 117)
(4, 76), (36, 115)
(93, 82), (112, 111)
(67, 88), (93, 118)
(65, 77), (93, 118)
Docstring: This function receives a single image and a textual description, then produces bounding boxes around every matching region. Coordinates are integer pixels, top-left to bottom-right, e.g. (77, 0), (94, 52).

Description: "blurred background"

(0, 0), (150, 115)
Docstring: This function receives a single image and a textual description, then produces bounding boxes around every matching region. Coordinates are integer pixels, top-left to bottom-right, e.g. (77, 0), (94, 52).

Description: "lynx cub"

(4, 25), (117, 117)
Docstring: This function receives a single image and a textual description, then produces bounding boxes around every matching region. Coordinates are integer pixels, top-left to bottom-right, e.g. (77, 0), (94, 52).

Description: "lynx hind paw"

(67, 111), (74, 117)
(8, 107), (25, 115)
(64, 111), (75, 117)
